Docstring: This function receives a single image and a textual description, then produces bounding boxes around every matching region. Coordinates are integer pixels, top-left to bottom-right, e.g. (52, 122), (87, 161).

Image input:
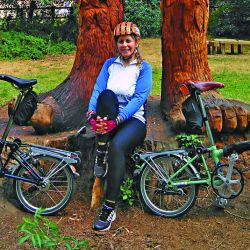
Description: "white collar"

(114, 56), (137, 66)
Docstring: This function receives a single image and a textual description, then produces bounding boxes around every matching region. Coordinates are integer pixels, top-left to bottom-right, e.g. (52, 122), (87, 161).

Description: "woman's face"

(117, 35), (138, 59)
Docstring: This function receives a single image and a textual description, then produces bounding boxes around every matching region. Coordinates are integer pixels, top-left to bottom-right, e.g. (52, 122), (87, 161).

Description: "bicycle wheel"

(139, 154), (198, 218)
(14, 155), (75, 215)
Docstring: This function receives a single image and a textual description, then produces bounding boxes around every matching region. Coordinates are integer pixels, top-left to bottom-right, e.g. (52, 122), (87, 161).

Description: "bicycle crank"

(211, 165), (244, 199)
(157, 188), (185, 196)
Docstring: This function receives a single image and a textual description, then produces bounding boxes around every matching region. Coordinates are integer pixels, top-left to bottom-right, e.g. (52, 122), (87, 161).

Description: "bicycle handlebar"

(223, 141), (250, 156)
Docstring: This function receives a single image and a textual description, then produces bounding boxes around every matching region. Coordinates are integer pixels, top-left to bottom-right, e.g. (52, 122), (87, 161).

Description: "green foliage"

(124, 0), (161, 37)
(176, 134), (204, 149)
(0, 31), (76, 60)
(0, 31), (46, 59)
(17, 208), (90, 249)
(120, 178), (135, 206)
(209, 0), (250, 38)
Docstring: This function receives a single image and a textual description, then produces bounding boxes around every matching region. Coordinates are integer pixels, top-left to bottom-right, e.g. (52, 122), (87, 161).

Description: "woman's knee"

(96, 90), (119, 118)
(98, 90), (117, 103)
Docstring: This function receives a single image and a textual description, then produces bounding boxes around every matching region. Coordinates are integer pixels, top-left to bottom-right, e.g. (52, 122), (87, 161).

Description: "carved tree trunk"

(160, 0), (212, 126)
(31, 0), (124, 134)
(160, 0), (249, 133)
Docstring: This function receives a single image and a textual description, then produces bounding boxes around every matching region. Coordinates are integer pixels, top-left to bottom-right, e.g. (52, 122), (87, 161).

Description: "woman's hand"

(96, 117), (117, 134)
(89, 118), (97, 132)
(89, 115), (121, 134)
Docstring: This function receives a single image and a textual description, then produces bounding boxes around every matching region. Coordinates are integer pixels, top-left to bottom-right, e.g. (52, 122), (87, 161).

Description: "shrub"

(176, 134), (204, 149)
(0, 31), (76, 60)
(124, 0), (161, 38)
(0, 31), (47, 59)
(48, 41), (76, 55)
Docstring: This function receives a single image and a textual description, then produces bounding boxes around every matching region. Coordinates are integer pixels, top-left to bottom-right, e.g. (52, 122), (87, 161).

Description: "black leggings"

(96, 90), (146, 201)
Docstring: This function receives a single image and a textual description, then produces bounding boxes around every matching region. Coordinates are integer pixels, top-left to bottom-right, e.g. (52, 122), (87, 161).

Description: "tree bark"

(160, 0), (249, 133)
(160, 0), (212, 125)
(31, 0), (124, 133)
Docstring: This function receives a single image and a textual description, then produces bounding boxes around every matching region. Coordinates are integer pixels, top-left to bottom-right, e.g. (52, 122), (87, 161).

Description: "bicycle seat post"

(195, 91), (215, 146)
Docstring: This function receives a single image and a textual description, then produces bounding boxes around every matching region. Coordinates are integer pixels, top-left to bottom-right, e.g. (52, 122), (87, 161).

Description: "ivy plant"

(176, 134), (204, 149)
(120, 177), (135, 206)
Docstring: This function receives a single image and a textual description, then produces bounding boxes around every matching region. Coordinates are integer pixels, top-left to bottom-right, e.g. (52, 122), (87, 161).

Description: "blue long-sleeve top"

(88, 56), (152, 123)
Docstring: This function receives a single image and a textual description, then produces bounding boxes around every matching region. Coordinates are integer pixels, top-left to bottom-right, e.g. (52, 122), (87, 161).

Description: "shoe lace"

(99, 205), (113, 221)
(96, 150), (107, 166)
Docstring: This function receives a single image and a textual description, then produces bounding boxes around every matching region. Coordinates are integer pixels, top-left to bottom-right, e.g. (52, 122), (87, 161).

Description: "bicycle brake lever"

(77, 126), (86, 135)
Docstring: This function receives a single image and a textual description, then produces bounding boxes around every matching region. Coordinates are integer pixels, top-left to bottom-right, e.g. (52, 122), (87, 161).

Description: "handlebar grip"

(223, 141), (250, 156)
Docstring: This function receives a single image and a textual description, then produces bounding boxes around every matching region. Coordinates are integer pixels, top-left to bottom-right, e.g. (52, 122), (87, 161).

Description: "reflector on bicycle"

(180, 84), (190, 95)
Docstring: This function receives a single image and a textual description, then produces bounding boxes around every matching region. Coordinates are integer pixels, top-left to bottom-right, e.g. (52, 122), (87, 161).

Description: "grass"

(0, 38), (249, 105)
(208, 55), (250, 103)
(0, 55), (74, 105)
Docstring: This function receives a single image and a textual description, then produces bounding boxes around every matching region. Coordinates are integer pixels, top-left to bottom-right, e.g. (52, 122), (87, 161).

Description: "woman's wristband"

(115, 115), (123, 125)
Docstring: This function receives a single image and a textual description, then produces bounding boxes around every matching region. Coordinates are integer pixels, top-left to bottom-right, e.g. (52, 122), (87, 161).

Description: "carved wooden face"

(117, 35), (138, 59)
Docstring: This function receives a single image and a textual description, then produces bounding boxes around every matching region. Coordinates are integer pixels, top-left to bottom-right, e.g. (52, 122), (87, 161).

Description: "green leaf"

(19, 228), (33, 235)
(42, 235), (51, 241)
(17, 235), (30, 245)
(36, 234), (42, 248)
(78, 240), (90, 247)
(123, 195), (128, 200)
(64, 242), (73, 250)
(45, 221), (59, 230)
(62, 236), (74, 241)
(43, 240), (57, 248)
(23, 217), (35, 225)
(31, 234), (37, 247)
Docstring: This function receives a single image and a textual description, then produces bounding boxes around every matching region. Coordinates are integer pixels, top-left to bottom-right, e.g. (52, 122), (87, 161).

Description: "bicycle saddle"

(0, 74), (37, 89)
(181, 81), (224, 94)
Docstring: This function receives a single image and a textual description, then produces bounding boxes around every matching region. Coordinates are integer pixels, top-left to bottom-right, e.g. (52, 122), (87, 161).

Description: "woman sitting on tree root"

(87, 22), (152, 232)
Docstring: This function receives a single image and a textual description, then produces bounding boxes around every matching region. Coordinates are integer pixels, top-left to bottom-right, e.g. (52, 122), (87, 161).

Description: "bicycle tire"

(14, 154), (75, 215)
(139, 154), (198, 218)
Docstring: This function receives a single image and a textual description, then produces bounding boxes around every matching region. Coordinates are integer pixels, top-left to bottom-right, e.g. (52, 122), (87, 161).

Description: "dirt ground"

(0, 181), (249, 250)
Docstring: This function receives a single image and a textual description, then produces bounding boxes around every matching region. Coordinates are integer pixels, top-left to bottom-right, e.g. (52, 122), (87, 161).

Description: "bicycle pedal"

(214, 197), (228, 209)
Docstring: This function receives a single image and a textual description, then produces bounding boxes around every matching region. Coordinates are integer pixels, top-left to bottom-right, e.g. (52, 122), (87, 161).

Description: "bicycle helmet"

(114, 22), (140, 38)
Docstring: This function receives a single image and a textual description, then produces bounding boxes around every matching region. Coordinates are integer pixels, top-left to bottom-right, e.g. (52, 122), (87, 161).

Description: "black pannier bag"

(8, 90), (38, 126)
(182, 95), (203, 134)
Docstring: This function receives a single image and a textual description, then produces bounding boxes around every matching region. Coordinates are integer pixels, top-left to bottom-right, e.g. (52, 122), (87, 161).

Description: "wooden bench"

(207, 39), (250, 54)
(207, 40), (220, 55)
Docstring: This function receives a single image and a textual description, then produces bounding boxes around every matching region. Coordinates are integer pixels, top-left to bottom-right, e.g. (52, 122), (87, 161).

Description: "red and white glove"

(99, 115), (122, 134)
(102, 119), (117, 133)
(89, 118), (97, 132)
(89, 115), (122, 134)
